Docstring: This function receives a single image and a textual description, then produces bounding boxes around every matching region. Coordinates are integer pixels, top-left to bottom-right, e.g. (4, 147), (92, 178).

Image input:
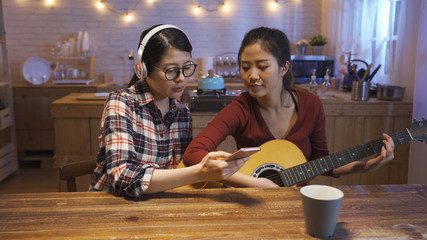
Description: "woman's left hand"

(334, 133), (395, 176)
(362, 133), (395, 172)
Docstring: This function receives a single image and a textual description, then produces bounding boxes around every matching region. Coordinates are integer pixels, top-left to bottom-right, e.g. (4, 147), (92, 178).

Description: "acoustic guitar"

(178, 119), (426, 189)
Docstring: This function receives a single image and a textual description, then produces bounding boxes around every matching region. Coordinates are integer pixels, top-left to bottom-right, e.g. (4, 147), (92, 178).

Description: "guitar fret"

(347, 147), (357, 162)
(318, 158), (328, 172)
(278, 171), (290, 187)
(300, 165), (310, 178)
(365, 140), (376, 156)
(294, 166), (303, 183)
(290, 167), (299, 185)
(325, 156), (336, 170)
(329, 154), (338, 169)
(332, 153), (343, 167)
(299, 164), (308, 180)
(284, 170), (293, 186)
(305, 162), (314, 179)
(317, 158), (328, 173)
(356, 144), (367, 159)
(312, 160), (320, 176)
(396, 132), (404, 144)
(336, 151), (345, 165)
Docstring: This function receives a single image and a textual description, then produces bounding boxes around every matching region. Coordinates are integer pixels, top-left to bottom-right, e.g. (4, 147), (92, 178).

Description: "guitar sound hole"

(252, 163), (285, 187)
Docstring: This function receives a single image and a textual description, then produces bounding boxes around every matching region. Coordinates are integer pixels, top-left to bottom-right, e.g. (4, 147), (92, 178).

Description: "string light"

(124, 13), (133, 22)
(270, 0), (279, 10)
(222, 2), (230, 11)
(46, 0), (54, 6)
(193, 5), (201, 14)
(96, 0), (140, 22)
(191, 0), (226, 13)
(46, 0), (296, 21)
(96, 1), (105, 9)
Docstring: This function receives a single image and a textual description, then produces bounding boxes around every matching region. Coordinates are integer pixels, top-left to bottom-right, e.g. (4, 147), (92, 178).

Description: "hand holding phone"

(225, 147), (261, 161)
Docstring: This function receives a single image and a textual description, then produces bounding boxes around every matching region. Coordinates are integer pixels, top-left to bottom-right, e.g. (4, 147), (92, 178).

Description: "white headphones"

(135, 24), (187, 79)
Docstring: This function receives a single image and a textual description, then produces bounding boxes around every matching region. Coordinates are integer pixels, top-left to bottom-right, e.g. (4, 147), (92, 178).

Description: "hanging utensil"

(358, 68), (366, 79)
(361, 64), (372, 82)
(366, 64), (381, 82)
(352, 64), (361, 81)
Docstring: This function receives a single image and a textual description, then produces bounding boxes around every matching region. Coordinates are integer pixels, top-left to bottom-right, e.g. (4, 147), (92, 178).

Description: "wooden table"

(1, 184), (426, 239)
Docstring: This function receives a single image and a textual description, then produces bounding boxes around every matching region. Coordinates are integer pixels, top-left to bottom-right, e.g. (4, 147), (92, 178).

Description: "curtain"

(323, 0), (407, 85)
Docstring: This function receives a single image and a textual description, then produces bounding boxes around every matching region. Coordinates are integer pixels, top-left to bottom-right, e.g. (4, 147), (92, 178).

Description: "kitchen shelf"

(0, 142), (13, 157)
(0, 108), (13, 131)
(52, 79), (95, 85)
(52, 56), (87, 60)
(51, 55), (96, 83)
(0, 0), (19, 182)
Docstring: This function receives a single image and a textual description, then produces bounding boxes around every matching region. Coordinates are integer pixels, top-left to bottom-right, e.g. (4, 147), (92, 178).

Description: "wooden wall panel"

(13, 85), (98, 154)
(54, 119), (91, 156)
(333, 116), (365, 151)
(16, 129), (54, 151)
(90, 118), (101, 156)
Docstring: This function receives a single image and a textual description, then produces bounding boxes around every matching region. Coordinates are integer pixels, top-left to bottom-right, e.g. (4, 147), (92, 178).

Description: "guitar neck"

(279, 128), (412, 187)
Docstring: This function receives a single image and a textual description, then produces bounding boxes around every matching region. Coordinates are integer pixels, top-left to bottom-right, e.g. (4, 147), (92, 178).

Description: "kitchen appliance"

(377, 85), (405, 101)
(189, 89), (241, 112)
(291, 55), (334, 84)
(198, 70), (224, 90)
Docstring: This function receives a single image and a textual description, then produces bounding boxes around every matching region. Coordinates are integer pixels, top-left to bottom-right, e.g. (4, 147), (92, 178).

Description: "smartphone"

(225, 147), (261, 161)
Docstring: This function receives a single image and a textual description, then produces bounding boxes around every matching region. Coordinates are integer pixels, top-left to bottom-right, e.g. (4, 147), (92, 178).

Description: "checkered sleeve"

(100, 93), (155, 197)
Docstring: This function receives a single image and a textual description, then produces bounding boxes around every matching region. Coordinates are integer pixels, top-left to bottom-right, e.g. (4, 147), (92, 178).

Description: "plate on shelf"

(22, 57), (51, 85)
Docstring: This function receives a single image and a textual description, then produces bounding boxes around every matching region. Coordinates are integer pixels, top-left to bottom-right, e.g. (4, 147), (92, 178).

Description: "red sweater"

(183, 89), (329, 166)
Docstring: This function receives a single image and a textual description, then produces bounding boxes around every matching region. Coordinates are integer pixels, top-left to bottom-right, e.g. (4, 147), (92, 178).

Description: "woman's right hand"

(196, 151), (250, 182)
(251, 177), (279, 187)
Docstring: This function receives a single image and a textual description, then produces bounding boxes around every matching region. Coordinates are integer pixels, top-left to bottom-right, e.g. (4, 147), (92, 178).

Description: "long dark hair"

(237, 27), (293, 90)
(128, 24), (193, 87)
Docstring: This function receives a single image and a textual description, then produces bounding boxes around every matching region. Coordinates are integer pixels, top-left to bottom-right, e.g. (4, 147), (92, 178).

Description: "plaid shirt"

(89, 80), (192, 197)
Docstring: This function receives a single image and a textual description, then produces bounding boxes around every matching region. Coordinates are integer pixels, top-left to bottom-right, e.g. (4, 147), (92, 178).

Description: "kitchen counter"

(51, 89), (412, 191)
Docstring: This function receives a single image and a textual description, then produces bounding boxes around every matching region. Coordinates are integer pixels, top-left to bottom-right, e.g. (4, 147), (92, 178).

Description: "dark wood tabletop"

(1, 184), (426, 239)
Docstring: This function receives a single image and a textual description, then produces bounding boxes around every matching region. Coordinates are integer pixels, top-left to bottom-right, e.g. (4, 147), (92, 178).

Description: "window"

(332, 0), (405, 85)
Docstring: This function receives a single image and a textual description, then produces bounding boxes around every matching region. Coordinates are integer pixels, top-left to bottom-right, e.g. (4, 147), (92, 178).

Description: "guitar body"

(176, 140), (307, 189)
(239, 140), (306, 178)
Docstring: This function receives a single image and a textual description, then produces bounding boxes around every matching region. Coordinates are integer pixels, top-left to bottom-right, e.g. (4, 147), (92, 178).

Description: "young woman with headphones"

(90, 24), (249, 197)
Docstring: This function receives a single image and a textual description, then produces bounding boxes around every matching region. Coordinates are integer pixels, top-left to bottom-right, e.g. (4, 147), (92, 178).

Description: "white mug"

(300, 185), (344, 238)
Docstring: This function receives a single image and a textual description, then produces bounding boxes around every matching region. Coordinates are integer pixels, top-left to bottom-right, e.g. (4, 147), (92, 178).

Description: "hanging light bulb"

(222, 2), (230, 11)
(96, 1), (105, 9)
(270, 0), (279, 10)
(124, 13), (133, 22)
(193, 5), (201, 14)
(46, 0), (54, 6)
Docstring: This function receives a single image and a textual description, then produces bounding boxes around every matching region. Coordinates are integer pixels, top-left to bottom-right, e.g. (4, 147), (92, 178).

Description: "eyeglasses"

(152, 63), (197, 81)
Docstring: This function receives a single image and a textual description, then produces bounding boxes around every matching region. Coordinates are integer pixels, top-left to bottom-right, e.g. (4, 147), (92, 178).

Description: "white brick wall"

(4, 0), (322, 84)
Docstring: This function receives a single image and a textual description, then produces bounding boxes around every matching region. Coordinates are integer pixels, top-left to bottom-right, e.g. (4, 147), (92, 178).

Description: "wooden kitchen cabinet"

(51, 90), (413, 191)
(192, 113), (237, 153)
(310, 99), (413, 186)
(12, 84), (105, 167)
